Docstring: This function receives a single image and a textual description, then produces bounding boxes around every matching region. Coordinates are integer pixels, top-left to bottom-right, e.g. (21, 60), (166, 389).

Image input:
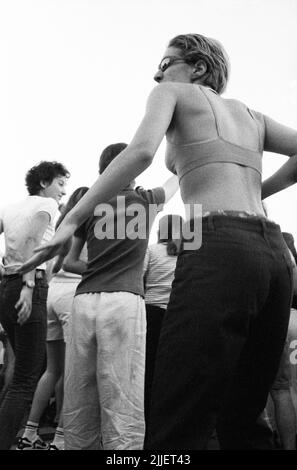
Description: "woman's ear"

(40, 180), (47, 189)
(191, 59), (208, 81)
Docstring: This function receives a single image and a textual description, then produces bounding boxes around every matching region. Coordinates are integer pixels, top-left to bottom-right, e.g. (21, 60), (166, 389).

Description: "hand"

(15, 287), (33, 325)
(0, 322), (6, 341)
(17, 223), (75, 275)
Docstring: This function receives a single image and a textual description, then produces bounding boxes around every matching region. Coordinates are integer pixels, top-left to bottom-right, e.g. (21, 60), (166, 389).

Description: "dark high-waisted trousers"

(0, 273), (48, 449)
(144, 215), (293, 450)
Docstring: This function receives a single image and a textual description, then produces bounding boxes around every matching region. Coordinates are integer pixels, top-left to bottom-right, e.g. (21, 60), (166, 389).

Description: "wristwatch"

(22, 280), (35, 289)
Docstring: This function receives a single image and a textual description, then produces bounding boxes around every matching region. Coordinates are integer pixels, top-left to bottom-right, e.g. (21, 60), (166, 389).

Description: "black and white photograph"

(0, 0), (296, 457)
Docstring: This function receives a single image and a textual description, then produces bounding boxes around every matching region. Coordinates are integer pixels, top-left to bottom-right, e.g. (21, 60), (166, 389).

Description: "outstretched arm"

(18, 84), (178, 273)
(49, 237), (73, 277)
(63, 84), (177, 227)
(261, 116), (297, 199)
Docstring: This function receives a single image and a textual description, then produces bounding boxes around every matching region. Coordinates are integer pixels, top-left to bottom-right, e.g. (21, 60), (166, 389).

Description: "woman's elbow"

(143, 152), (154, 169)
(129, 144), (154, 169)
(136, 149), (154, 169)
(62, 260), (71, 272)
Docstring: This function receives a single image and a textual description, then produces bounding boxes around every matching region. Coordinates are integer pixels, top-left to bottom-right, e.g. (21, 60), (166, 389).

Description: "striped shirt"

(143, 243), (178, 309)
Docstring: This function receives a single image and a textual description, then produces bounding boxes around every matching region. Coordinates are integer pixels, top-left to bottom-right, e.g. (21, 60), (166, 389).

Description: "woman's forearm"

(62, 259), (87, 275)
(262, 154), (297, 199)
(66, 146), (152, 227)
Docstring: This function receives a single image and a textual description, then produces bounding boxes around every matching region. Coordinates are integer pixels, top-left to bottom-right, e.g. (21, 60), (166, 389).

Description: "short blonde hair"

(168, 34), (230, 94)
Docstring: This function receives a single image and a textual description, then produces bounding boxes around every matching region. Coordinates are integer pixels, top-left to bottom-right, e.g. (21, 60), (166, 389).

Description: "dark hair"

(282, 232), (297, 264)
(168, 33), (230, 94)
(25, 161), (70, 195)
(99, 143), (127, 174)
(56, 186), (89, 229)
(158, 214), (184, 256)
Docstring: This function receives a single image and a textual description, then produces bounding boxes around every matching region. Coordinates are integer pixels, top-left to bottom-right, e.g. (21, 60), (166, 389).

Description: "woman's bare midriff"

(179, 162), (265, 217)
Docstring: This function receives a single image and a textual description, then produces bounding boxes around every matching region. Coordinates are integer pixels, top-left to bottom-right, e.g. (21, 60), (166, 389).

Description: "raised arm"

(66, 84), (177, 227)
(261, 116), (297, 199)
(18, 84), (178, 272)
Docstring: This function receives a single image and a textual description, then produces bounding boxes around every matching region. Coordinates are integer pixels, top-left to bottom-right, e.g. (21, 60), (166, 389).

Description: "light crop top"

(165, 86), (265, 181)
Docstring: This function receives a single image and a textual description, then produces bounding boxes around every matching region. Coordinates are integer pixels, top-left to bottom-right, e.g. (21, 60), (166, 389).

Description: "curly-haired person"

(0, 160), (69, 449)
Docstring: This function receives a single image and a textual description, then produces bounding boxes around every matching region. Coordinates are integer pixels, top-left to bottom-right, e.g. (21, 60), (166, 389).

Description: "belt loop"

(260, 218), (269, 245)
(260, 218), (265, 235)
(35, 270), (44, 280)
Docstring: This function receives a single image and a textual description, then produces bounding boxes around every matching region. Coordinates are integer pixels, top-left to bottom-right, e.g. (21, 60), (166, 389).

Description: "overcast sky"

(0, 0), (296, 249)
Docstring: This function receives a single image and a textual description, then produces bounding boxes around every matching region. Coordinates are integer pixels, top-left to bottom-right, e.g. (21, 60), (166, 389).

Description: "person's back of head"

(158, 214), (184, 256)
(98, 143), (127, 174)
(56, 186), (89, 229)
(168, 33), (230, 94)
(25, 161), (70, 195)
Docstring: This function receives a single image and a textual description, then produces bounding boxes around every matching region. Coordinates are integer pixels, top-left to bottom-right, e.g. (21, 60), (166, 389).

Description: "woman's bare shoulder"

(149, 82), (197, 96)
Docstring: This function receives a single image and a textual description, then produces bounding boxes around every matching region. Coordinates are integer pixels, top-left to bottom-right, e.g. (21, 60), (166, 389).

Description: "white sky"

(0, 0), (296, 250)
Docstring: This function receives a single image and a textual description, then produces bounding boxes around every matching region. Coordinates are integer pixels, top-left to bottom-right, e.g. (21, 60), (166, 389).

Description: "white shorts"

(46, 279), (80, 342)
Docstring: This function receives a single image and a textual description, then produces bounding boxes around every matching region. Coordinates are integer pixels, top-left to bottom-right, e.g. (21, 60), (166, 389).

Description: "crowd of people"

(0, 32), (297, 450)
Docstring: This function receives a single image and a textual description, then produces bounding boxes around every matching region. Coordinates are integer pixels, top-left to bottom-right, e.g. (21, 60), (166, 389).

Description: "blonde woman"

(19, 34), (297, 449)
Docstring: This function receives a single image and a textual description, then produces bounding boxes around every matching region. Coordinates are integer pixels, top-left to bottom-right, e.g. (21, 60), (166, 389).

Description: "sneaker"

(48, 444), (60, 450)
(32, 438), (49, 450)
(16, 437), (34, 450)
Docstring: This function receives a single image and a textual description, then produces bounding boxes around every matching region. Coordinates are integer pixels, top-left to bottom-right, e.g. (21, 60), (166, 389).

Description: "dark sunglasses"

(158, 56), (187, 72)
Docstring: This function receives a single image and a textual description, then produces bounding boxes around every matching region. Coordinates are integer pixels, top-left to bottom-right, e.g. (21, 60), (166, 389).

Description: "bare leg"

(0, 338), (15, 403)
(269, 310), (297, 450)
(270, 389), (296, 449)
(27, 340), (65, 423)
(54, 374), (64, 425)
